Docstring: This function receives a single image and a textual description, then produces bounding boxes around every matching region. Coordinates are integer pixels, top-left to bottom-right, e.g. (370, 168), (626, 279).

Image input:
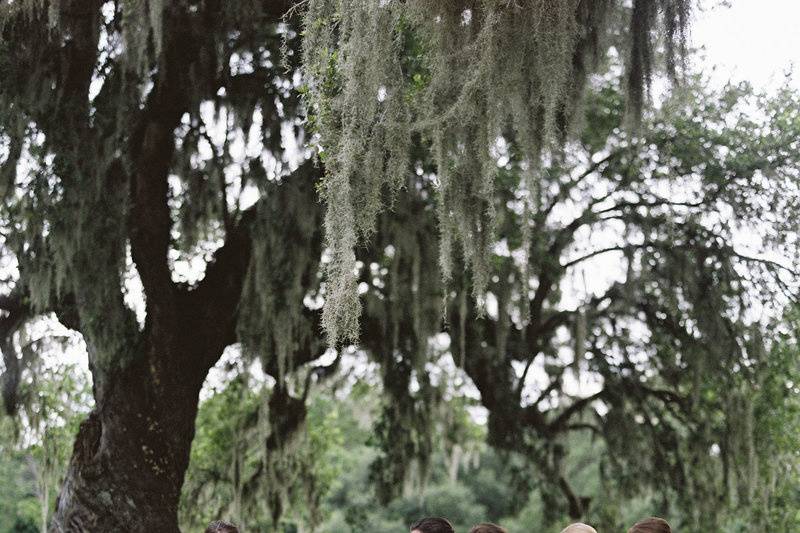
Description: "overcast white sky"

(694, 0), (800, 88)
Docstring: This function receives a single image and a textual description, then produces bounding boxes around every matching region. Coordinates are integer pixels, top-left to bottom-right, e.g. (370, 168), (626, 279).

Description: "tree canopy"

(0, 1), (799, 531)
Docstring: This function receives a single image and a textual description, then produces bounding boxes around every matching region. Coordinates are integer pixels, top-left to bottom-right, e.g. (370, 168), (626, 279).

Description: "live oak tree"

(354, 77), (800, 528)
(1, 1), (325, 530)
(0, 0), (798, 532)
(300, 0), (799, 527)
(499, 79), (800, 521)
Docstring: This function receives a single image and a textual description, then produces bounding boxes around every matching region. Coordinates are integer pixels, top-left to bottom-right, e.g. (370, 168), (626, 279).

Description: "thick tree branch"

(547, 390), (605, 434)
(183, 161), (322, 369)
(127, 8), (203, 318)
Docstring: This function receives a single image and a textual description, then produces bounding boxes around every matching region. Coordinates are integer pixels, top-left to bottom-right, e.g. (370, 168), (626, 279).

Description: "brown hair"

(205, 520), (240, 533)
(628, 517), (672, 533)
(469, 523), (507, 533)
(410, 517), (455, 533)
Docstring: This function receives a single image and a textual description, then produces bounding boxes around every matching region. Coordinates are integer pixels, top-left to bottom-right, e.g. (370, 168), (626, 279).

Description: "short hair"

(469, 523), (507, 533)
(628, 517), (672, 533)
(205, 520), (240, 533)
(560, 524), (598, 533)
(410, 517), (455, 533)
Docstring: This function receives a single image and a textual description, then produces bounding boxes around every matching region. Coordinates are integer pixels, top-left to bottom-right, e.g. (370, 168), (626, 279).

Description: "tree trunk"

(50, 336), (212, 532)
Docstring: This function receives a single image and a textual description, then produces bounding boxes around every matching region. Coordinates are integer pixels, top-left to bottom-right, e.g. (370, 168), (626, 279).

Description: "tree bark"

(50, 334), (212, 532)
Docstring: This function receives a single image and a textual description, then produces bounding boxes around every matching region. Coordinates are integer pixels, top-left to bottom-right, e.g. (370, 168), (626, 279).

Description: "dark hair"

(628, 517), (672, 533)
(205, 520), (240, 533)
(410, 517), (455, 533)
(469, 523), (508, 533)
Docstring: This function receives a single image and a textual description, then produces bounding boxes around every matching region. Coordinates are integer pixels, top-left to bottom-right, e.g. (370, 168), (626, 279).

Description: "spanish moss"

(301, 0), (691, 345)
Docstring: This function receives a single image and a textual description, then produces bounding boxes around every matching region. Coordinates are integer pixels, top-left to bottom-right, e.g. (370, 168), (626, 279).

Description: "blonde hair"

(560, 523), (598, 533)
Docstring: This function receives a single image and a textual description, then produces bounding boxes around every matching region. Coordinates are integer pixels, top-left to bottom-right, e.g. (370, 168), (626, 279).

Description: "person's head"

(205, 520), (239, 533)
(410, 517), (455, 533)
(628, 517), (672, 533)
(469, 523), (507, 533)
(560, 523), (598, 533)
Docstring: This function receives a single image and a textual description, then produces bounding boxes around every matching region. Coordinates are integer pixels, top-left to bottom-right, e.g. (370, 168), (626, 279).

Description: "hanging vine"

(300, 0), (691, 345)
